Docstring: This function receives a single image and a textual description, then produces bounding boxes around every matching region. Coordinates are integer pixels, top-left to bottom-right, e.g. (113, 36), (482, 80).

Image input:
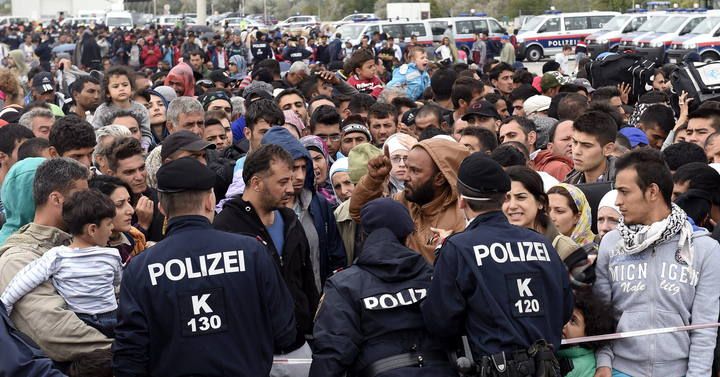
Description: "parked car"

(336, 19), (434, 47)
(278, 15), (321, 32)
(333, 13), (378, 28)
(516, 10), (620, 61)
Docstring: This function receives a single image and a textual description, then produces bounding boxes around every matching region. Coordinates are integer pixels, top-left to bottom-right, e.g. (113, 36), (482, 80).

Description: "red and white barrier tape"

(271, 323), (720, 364)
(561, 322), (720, 345)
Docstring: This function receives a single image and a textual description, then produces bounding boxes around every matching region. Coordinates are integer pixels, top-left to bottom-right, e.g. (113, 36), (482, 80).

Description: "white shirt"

(0, 245), (122, 315)
(554, 53), (569, 74)
(436, 45), (452, 61)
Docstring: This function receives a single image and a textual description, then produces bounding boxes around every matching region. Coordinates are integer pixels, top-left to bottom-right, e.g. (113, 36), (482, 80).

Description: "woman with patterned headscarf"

(547, 183), (598, 250)
(301, 135), (337, 207)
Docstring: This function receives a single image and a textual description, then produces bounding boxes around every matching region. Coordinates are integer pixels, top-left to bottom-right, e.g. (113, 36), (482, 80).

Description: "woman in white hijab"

(597, 190), (621, 240)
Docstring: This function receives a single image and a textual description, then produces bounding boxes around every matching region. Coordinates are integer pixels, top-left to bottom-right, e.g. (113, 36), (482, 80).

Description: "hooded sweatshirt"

(163, 62), (195, 97)
(0, 158), (44, 245)
(350, 138), (470, 262)
(262, 128), (346, 289)
(310, 222), (454, 377)
(594, 228), (720, 377)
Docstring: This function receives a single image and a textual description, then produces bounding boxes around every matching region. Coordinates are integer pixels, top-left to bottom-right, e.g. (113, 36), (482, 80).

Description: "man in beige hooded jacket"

(350, 138), (470, 262)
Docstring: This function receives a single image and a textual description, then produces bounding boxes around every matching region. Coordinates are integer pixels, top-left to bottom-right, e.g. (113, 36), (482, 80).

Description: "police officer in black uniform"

(112, 158), (297, 377)
(422, 154), (574, 377)
(283, 37), (312, 63)
(310, 198), (457, 377)
(251, 31), (274, 64)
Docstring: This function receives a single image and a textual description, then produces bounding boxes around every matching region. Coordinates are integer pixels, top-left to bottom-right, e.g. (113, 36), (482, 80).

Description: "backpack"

(670, 61), (720, 109)
(585, 53), (657, 105)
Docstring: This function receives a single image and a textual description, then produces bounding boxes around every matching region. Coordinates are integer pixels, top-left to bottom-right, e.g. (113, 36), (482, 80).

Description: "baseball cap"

(461, 100), (500, 121)
(457, 153), (511, 196)
(160, 130), (216, 161)
(401, 108), (418, 126)
(573, 78), (595, 94)
(157, 157), (216, 193)
(209, 70), (232, 85)
(523, 95), (552, 116)
(540, 71), (570, 92)
(619, 127), (649, 148)
(32, 72), (54, 94)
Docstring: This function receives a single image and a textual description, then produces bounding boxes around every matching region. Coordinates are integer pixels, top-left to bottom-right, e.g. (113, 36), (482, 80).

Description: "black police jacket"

(251, 41), (273, 62)
(213, 197), (319, 348)
(310, 228), (457, 377)
(283, 45), (311, 63)
(422, 211), (573, 358)
(112, 216), (297, 377)
(0, 306), (65, 376)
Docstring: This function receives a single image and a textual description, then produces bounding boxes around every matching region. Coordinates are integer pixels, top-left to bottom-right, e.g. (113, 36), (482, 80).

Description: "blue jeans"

(77, 310), (117, 338)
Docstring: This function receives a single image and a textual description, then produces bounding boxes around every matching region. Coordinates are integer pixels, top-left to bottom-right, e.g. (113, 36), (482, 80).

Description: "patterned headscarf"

(553, 183), (596, 248)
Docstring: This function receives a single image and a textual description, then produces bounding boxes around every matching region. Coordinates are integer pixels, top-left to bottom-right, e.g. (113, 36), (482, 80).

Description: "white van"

(632, 10), (712, 62)
(335, 20), (433, 47)
(585, 11), (654, 56)
(667, 15), (720, 63)
(106, 11), (134, 31)
(516, 11), (620, 61)
(427, 16), (507, 49)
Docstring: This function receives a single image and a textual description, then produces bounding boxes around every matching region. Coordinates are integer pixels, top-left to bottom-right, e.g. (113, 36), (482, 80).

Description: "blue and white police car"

(667, 15), (720, 63)
(516, 10), (619, 62)
(632, 9), (711, 62)
(584, 10), (654, 56)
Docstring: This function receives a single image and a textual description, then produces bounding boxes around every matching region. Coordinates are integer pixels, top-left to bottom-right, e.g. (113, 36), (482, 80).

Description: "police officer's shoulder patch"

(505, 273), (546, 318)
(179, 287), (228, 337)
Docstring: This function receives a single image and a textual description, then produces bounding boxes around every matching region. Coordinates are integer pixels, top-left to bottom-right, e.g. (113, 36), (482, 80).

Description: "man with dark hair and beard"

(214, 143), (319, 376)
(350, 138), (470, 263)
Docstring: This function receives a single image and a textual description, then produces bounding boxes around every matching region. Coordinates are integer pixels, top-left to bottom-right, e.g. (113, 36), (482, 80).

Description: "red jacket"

(533, 149), (573, 181)
(347, 75), (384, 98)
(141, 44), (161, 68)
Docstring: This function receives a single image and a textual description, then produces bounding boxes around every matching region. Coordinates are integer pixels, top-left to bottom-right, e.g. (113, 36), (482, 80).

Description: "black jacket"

(112, 216), (296, 377)
(0, 306), (65, 376)
(422, 211), (574, 358)
(205, 149), (235, 201)
(310, 228), (456, 377)
(132, 188), (165, 242)
(214, 197), (319, 347)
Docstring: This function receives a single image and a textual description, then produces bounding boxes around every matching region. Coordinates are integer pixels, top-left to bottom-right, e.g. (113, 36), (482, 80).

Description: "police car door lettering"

(148, 250), (246, 286)
(362, 288), (427, 310)
(474, 242), (550, 266)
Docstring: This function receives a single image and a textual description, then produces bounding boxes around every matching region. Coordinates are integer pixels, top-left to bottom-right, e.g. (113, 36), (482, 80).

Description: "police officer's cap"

(157, 157), (216, 193)
(457, 153), (511, 197)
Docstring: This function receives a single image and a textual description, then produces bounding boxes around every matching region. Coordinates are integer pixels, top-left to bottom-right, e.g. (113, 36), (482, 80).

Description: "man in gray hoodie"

(594, 148), (720, 377)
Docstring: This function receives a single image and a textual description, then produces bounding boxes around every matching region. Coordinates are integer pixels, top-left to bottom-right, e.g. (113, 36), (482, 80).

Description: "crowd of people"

(0, 17), (719, 377)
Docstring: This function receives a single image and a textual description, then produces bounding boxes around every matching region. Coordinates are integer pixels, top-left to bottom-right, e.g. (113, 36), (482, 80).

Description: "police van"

(335, 20), (434, 47)
(516, 10), (620, 61)
(632, 9), (712, 62)
(667, 15), (720, 63)
(584, 10), (654, 56)
(427, 15), (507, 49)
(618, 11), (672, 51)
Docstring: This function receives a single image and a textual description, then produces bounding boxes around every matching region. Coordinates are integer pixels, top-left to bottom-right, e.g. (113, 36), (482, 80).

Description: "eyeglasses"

(317, 134), (341, 142)
(390, 155), (408, 164)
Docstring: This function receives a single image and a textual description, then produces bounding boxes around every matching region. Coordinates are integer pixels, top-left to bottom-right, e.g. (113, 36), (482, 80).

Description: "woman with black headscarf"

(80, 30), (102, 72)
